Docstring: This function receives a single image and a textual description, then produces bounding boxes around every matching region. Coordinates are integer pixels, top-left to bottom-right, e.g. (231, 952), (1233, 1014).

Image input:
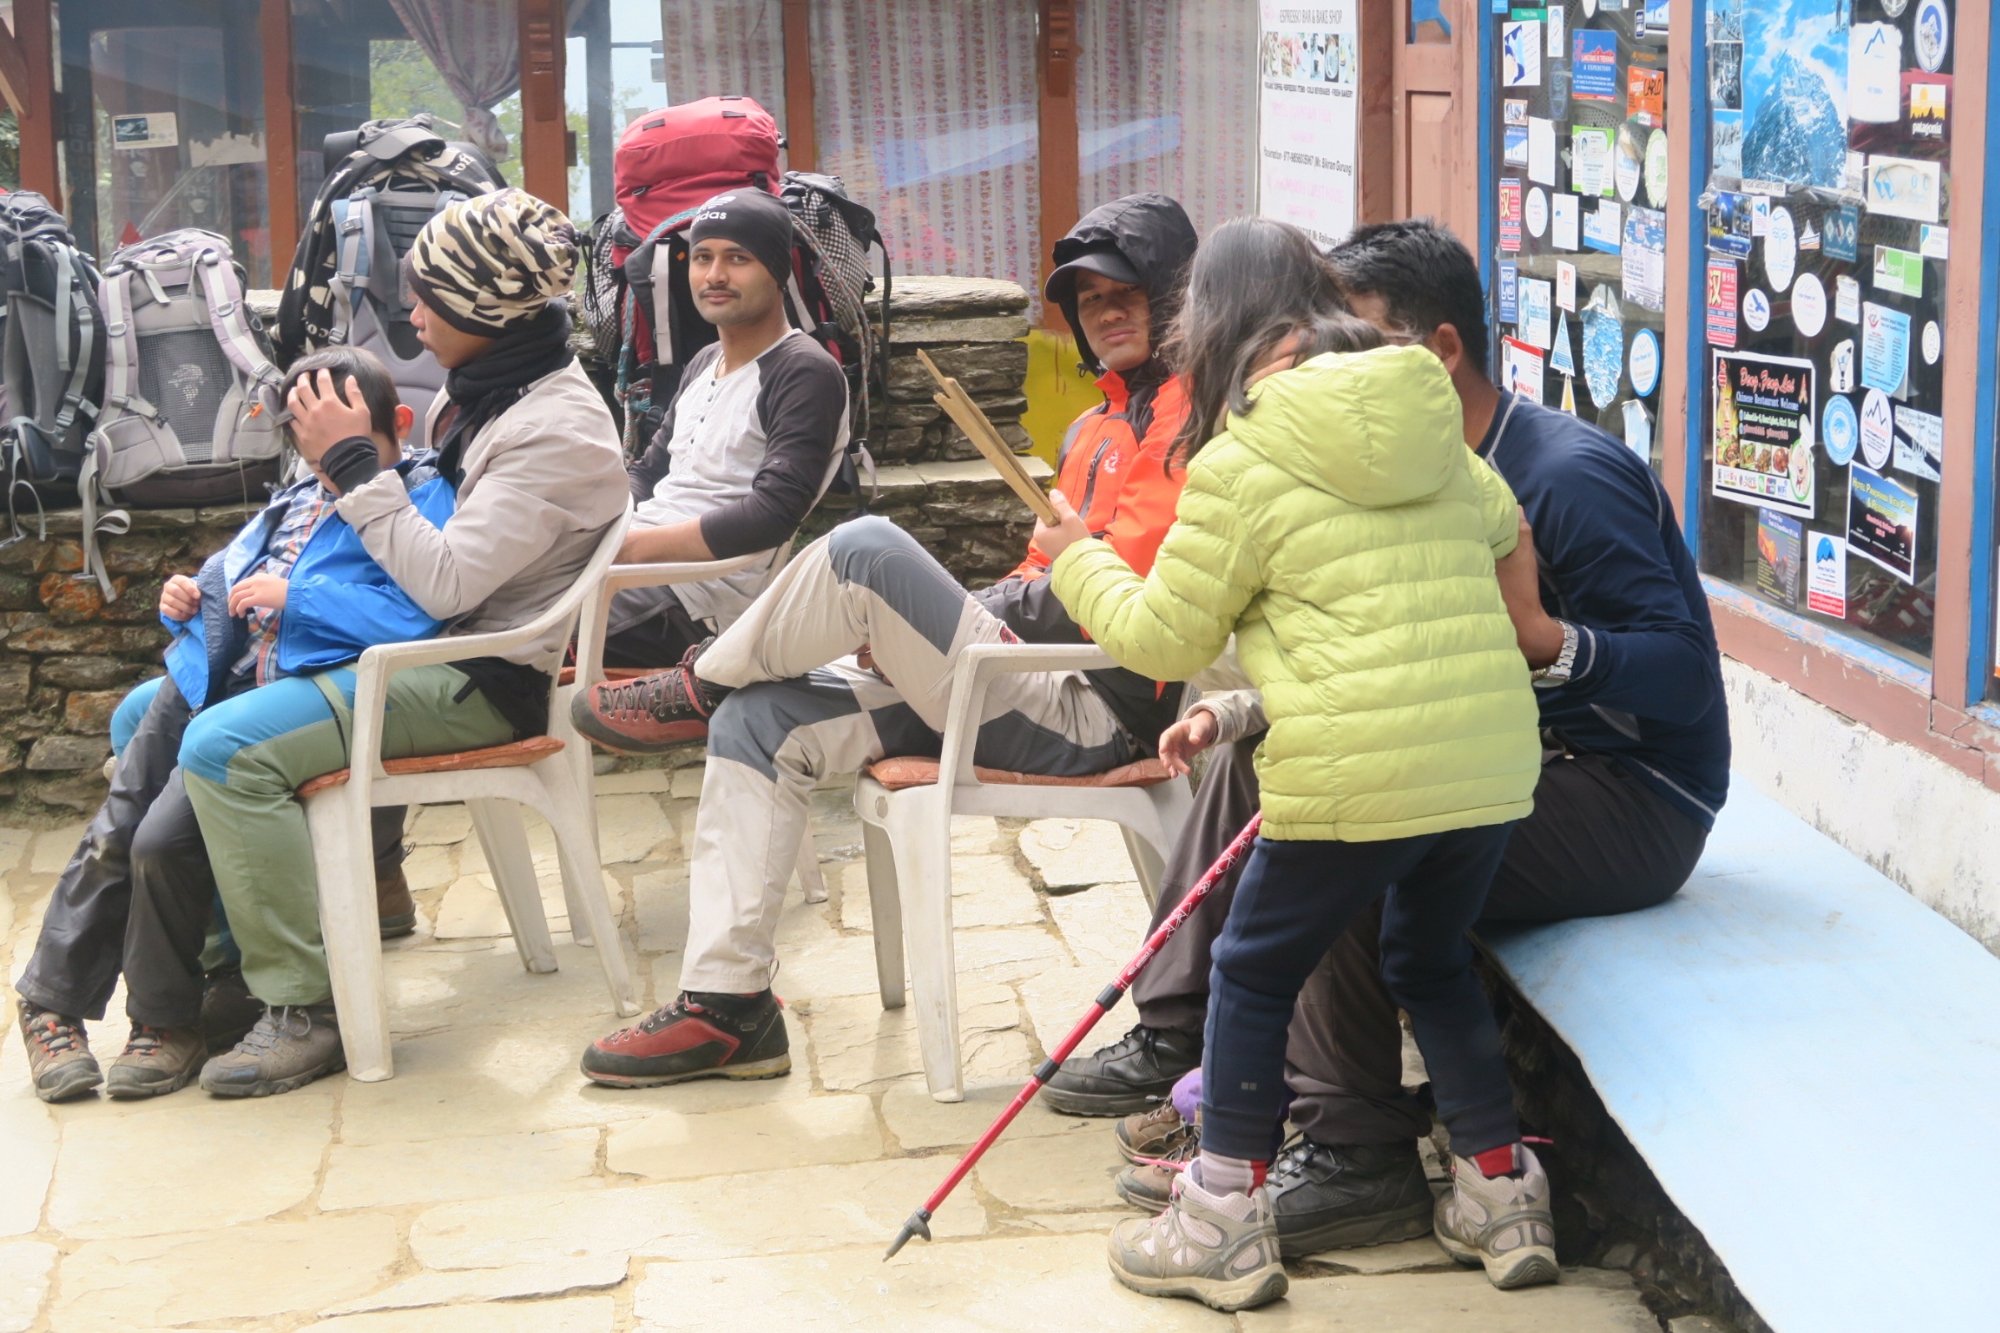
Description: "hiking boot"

(1107, 1169), (1288, 1312)
(1043, 1024), (1200, 1116)
(1434, 1142), (1559, 1290)
(200, 967), (264, 1054)
(376, 861), (416, 939)
(1116, 1102), (1197, 1164)
(17, 1001), (102, 1103)
(569, 639), (728, 755)
(1267, 1136), (1435, 1258)
(579, 990), (789, 1088)
(1116, 1118), (1200, 1211)
(105, 1023), (206, 1099)
(199, 1003), (346, 1098)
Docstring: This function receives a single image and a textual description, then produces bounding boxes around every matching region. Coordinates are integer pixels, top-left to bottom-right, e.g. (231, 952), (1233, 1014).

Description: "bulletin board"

(1486, 0), (1674, 472)
(1696, 0), (1953, 668)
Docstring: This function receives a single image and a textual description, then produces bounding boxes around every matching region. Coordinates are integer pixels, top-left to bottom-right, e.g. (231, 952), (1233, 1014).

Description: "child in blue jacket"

(15, 347), (455, 1104)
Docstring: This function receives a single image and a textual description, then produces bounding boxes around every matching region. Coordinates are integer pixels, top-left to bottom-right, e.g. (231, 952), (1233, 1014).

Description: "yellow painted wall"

(1020, 328), (1106, 464)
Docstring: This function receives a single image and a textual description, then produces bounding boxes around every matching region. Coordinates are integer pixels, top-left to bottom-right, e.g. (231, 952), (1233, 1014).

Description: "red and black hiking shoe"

(569, 639), (730, 754)
(579, 990), (790, 1088)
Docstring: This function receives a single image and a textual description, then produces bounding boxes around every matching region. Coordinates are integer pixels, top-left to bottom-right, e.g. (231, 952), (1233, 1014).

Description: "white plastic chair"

(853, 642), (1195, 1101)
(302, 506), (638, 1083)
(556, 540), (829, 903)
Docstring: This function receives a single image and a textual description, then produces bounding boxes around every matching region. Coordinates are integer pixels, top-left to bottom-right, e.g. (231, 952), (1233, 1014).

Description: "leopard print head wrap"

(403, 188), (580, 336)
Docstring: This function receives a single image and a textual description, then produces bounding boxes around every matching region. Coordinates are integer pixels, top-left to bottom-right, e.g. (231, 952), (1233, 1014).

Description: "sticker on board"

(1910, 81), (1949, 141)
(1807, 534), (1848, 619)
(1582, 286), (1625, 410)
(1867, 157), (1943, 224)
(1822, 393), (1860, 467)
(1706, 259), (1740, 349)
(1831, 338), (1857, 393)
(1552, 192), (1580, 250)
(1615, 123), (1646, 203)
(1893, 405), (1944, 483)
(1764, 207), (1798, 294)
(1551, 312), (1577, 377)
(1557, 260), (1578, 312)
(1712, 349), (1816, 518)
(1823, 206), (1859, 263)
(1743, 287), (1771, 332)
(1527, 187), (1550, 239)
(1859, 388), (1895, 470)
(1502, 336), (1546, 404)
(1503, 22), (1542, 87)
(1922, 321), (1942, 366)
(1849, 23), (1904, 124)
(1847, 465), (1919, 584)
(1629, 328), (1661, 399)
(1915, 0), (1950, 75)
(1499, 262), (1520, 324)
(1861, 302), (1912, 396)
(1644, 130), (1671, 208)
(1792, 272), (1828, 337)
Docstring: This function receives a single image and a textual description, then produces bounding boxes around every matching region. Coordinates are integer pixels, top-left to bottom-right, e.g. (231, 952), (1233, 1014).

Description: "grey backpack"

(82, 228), (286, 595)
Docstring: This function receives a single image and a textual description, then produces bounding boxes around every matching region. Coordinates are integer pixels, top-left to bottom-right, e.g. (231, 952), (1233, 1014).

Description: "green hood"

(1227, 344), (1464, 508)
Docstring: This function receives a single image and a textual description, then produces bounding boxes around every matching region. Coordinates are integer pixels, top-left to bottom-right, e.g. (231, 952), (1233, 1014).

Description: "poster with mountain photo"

(1740, 0), (1849, 190)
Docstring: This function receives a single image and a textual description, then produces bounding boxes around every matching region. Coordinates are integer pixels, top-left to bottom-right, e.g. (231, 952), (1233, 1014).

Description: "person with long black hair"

(1033, 216), (1556, 1311)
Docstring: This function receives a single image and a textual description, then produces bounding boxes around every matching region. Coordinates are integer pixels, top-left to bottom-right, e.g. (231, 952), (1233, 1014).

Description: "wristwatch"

(1532, 620), (1580, 689)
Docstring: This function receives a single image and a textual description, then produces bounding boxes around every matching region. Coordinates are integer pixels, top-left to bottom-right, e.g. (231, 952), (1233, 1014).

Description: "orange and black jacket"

(972, 365), (1193, 752)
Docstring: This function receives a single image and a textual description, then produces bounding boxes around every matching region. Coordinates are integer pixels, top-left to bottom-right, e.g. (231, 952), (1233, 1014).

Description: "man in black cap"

(568, 193), (1200, 1091)
(605, 187), (850, 665)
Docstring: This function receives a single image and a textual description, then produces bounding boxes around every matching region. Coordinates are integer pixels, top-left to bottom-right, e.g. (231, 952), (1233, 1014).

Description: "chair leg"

(539, 758), (639, 1018)
(889, 792), (963, 1102)
(309, 790), (393, 1082)
(549, 685), (606, 944)
(794, 836), (829, 905)
(859, 818), (905, 1010)
(468, 798), (557, 973)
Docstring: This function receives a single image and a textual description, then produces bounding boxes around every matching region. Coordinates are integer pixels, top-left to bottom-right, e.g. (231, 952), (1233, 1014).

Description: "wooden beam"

(1036, 0), (1080, 327)
(13, 0), (59, 205)
(259, 0), (302, 280)
(0, 15), (30, 118)
(517, 0), (569, 210)
(1354, 0), (1394, 226)
(780, 0), (817, 170)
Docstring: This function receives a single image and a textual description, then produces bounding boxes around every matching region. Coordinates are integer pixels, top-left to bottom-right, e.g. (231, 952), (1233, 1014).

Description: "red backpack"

(615, 96), (781, 237)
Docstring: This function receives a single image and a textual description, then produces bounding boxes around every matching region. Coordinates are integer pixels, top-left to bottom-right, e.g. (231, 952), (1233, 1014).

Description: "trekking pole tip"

(883, 1208), (933, 1262)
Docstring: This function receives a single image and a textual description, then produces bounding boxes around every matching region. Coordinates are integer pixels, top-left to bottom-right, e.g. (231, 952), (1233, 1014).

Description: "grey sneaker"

(1434, 1143), (1560, 1290)
(199, 1003), (346, 1098)
(105, 1023), (206, 1099)
(1107, 1171), (1288, 1312)
(17, 1001), (102, 1103)
(1115, 1102), (1195, 1165)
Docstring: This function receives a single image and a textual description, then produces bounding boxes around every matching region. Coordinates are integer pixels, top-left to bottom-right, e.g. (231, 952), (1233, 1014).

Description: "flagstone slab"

(606, 1092), (884, 1180)
(407, 804), (473, 846)
(0, 1240), (55, 1333)
(1018, 818), (1140, 889)
(1046, 880), (1153, 973)
(971, 1117), (1124, 1214)
(410, 1159), (987, 1269)
(1296, 1236), (1455, 1276)
(28, 824), (87, 876)
(877, 1075), (1078, 1152)
(56, 1213), (400, 1328)
(804, 985), (1032, 1094)
(321, 1126), (603, 1211)
(320, 1258), (629, 1317)
(0, 1089), (56, 1238)
(316, 1298), (616, 1333)
(835, 855), (1044, 932)
(48, 1084), (335, 1239)
(630, 1235), (1221, 1331)
(1240, 1267), (1656, 1330)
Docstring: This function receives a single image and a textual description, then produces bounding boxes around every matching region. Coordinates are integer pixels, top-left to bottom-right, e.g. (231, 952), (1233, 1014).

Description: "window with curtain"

(810, 0), (1040, 299)
(566, 0), (673, 220)
(1076, 0), (1257, 239)
(659, 0), (787, 124)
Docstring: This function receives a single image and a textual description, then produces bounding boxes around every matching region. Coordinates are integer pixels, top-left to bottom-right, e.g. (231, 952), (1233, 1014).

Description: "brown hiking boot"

(17, 1000), (103, 1103)
(200, 1003), (346, 1098)
(569, 639), (728, 755)
(1116, 1102), (1197, 1164)
(105, 1023), (206, 1099)
(376, 862), (416, 939)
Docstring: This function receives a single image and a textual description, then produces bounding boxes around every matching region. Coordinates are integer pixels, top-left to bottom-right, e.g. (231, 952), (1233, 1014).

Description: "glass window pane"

(810, 0), (1039, 302)
(1485, 3), (1672, 472)
(1697, 0), (1952, 668)
(1077, 0), (1256, 239)
(565, 0), (671, 221)
(83, 20), (270, 284)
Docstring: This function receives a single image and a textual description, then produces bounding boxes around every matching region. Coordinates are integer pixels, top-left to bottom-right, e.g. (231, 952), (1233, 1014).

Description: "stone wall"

(1, 276), (1047, 820)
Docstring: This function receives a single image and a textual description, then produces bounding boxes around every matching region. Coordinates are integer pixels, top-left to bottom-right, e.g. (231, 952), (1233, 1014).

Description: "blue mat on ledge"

(1483, 783), (1998, 1333)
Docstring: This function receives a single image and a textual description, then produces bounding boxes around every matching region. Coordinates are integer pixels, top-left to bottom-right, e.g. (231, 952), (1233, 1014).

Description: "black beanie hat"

(687, 189), (795, 289)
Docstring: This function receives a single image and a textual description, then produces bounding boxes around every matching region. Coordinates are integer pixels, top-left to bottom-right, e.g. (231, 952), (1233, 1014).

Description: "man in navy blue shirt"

(1045, 220), (1730, 1258)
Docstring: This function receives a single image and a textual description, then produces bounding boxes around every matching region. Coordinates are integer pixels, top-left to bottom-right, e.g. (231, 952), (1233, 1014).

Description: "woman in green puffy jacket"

(1034, 217), (1554, 1312)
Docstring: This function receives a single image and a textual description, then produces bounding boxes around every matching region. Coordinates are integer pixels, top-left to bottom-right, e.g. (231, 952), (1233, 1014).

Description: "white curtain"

(1078, 0), (1258, 238)
(810, 0), (1041, 300)
(659, 0), (788, 128)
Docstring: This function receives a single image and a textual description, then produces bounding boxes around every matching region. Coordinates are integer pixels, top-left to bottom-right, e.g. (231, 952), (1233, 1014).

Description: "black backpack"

(0, 191), (106, 537)
(276, 116), (502, 446)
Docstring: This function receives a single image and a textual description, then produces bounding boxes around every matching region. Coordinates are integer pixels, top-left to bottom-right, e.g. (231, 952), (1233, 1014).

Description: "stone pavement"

(0, 771), (1662, 1331)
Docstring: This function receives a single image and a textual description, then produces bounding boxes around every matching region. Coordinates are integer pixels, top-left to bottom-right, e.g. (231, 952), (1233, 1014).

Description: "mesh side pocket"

(135, 329), (232, 461)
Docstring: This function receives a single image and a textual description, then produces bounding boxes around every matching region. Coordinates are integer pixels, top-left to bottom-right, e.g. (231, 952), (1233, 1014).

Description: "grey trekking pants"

(1133, 734), (1711, 1146)
(682, 517), (1139, 993)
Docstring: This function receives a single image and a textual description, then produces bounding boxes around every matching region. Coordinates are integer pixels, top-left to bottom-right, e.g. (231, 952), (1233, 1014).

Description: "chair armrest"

(572, 550), (773, 690)
(935, 641), (1118, 786)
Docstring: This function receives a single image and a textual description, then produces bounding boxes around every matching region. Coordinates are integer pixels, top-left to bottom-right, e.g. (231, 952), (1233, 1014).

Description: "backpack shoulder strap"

(193, 247), (280, 387)
(98, 266), (145, 414)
